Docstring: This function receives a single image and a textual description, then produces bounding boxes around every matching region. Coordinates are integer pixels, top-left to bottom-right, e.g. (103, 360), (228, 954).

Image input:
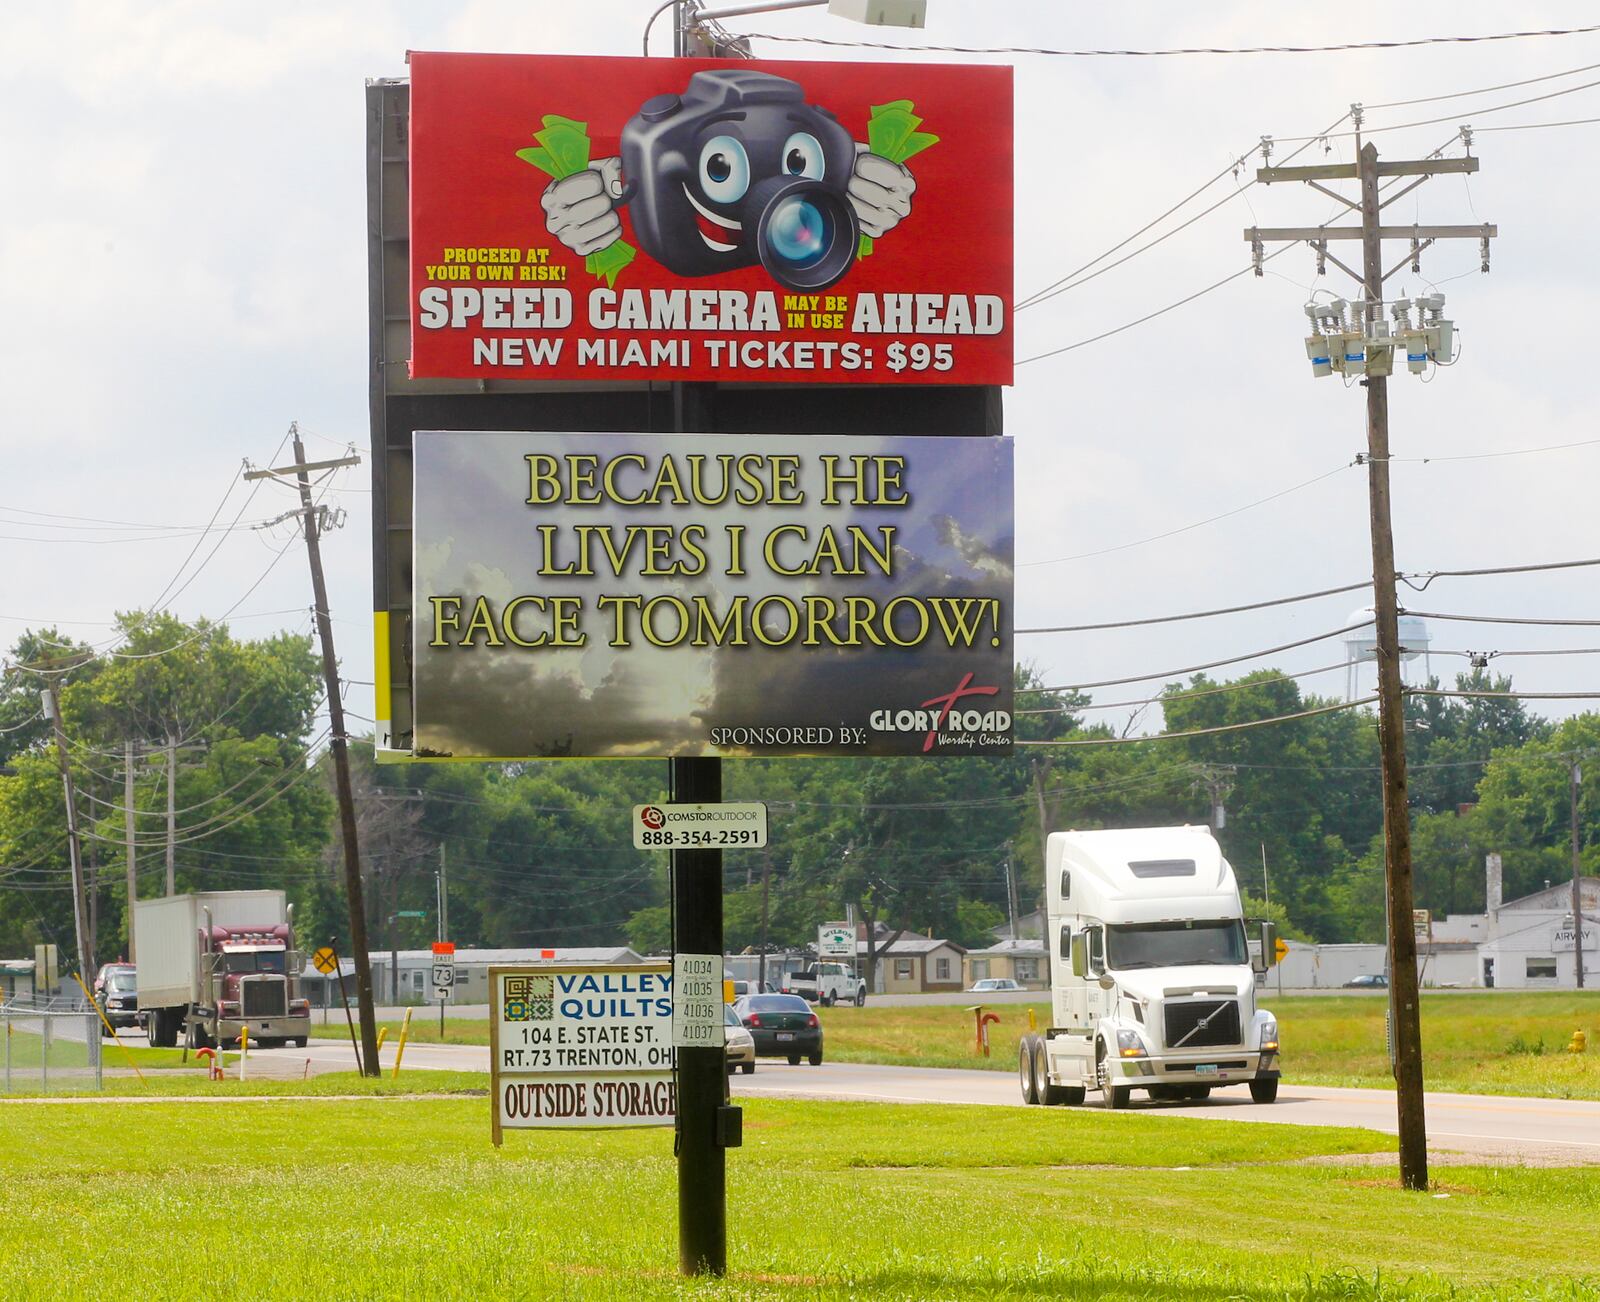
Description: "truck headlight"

(1259, 1017), (1279, 1053)
(1116, 1029), (1147, 1058)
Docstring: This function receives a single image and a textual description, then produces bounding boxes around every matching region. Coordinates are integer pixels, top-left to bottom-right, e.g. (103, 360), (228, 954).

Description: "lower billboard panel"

(412, 431), (1014, 758)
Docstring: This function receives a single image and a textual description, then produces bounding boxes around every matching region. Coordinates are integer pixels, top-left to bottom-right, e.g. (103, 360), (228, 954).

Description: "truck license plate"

(1194, 1064), (1218, 1075)
(776, 1032), (795, 1041)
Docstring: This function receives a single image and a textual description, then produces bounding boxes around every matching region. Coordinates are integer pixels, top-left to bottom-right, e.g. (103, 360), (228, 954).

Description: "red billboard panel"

(408, 52), (1012, 386)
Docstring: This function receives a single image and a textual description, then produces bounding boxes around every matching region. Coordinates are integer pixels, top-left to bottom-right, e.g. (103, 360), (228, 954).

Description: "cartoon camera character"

(541, 69), (917, 291)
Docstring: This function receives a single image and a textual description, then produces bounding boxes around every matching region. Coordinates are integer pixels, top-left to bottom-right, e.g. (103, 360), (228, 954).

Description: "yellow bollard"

(392, 1007), (414, 1079)
(1026, 1007), (1038, 1033)
(377, 1026), (390, 1052)
(1568, 1029), (1588, 1055)
(239, 1025), (248, 1082)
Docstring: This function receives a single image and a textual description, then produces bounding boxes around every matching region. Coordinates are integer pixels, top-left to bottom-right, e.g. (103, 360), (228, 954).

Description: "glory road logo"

(869, 671), (1009, 753)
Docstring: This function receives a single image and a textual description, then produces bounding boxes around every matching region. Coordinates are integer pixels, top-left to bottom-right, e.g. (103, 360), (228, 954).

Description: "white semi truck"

(1019, 826), (1280, 1110)
(133, 891), (310, 1049)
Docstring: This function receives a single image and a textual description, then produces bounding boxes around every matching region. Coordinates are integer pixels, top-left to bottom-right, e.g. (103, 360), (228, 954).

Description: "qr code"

(502, 974), (554, 1021)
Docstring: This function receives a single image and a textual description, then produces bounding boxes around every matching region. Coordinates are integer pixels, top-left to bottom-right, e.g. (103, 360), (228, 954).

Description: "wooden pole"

(1358, 140), (1428, 1191)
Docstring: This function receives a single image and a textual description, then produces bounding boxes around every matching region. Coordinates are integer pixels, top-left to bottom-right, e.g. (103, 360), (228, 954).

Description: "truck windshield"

(221, 951), (287, 974)
(1106, 921), (1246, 970)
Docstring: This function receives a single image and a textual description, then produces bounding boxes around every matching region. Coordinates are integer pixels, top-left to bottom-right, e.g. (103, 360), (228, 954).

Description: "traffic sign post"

(432, 942), (455, 1037)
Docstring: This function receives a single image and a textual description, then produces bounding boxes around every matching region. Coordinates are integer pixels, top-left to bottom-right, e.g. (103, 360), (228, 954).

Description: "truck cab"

(1020, 826), (1280, 1110)
(204, 924), (309, 1047)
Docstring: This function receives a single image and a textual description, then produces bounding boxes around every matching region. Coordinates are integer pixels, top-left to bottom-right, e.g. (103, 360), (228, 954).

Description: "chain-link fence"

(1, 1000), (103, 1093)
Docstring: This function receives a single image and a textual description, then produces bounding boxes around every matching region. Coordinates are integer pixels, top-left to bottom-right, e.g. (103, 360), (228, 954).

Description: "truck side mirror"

(1252, 921), (1278, 974)
(1070, 933), (1086, 978)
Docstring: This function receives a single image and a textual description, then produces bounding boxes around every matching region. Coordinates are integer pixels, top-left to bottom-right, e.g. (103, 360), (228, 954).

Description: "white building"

(300, 945), (646, 1006)
(1275, 855), (1598, 990)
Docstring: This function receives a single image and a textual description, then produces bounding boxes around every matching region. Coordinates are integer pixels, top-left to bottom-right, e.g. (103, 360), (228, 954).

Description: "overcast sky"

(5, 1), (1597, 751)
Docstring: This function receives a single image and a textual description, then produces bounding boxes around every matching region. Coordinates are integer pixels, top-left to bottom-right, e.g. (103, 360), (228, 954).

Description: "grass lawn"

(369, 991), (1600, 1100)
(818, 992), (1600, 1099)
(1, 1093), (1595, 1299)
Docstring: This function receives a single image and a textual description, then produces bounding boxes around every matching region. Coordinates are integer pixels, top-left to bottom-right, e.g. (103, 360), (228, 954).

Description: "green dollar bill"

(858, 99), (938, 259)
(516, 114), (635, 285)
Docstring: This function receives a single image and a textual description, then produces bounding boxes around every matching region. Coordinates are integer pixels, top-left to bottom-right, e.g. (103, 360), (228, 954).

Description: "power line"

(1272, 73), (1600, 142)
(1402, 610), (1600, 627)
(733, 25), (1600, 58)
(1017, 461), (1356, 568)
(1017, 697), (1378, 747)
(1018, 619), (1376, 695)
(1387, 435), (1600, 463)
(1016, 242), (1297, 366)
(1409, 688), (1600, 701)
(1366, 59), (1600, 110)
(1014, 660), (1359, 716)
(1016, 579), (1369, 636)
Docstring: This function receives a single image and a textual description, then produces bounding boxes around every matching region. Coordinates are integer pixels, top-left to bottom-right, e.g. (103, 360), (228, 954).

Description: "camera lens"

(767, 196), (829, 269)
(750, 176), (858, 291)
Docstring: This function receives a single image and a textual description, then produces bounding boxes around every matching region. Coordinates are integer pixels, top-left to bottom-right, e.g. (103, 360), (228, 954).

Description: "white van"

(1019, 826), (1280, 1109)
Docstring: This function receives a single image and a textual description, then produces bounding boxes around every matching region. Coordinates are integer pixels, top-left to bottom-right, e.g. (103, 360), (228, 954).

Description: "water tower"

(1344, 607), (1431, 699)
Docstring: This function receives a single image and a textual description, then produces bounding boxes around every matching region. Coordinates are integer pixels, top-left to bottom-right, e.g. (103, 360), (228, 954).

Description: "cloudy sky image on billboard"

(412, 431), (1013, 758)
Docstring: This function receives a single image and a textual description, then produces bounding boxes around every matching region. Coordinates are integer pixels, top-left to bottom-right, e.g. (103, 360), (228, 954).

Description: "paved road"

(238, 1037), (1600, 1164)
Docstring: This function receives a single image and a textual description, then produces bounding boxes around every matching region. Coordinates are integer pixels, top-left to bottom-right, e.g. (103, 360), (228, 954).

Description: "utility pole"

(437, 843), (449, 944)
(758, 844), (771, 992)
(41, 685), (93, 984)
(1002, 844), (1020, 941)
(243, 424), (380, 1075)
(124, 740), (138, 962)
(1245, 118), (1497, 1193)
(165, 732), (177, 897)
(1573, 759), (1585, 990)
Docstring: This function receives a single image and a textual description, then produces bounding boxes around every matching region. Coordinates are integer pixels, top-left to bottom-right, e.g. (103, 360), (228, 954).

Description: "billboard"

(412, 431), (1013, 758)
(407, 52), (1012, 385)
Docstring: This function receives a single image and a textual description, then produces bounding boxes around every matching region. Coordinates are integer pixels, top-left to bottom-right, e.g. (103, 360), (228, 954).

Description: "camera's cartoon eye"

(698, 135), (750, 204)
(781, 132), (826, 180)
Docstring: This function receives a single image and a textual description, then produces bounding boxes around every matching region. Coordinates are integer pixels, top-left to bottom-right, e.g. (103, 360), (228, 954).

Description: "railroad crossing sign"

(1274, 937), (1289, 962)
(312, 946), (338, 975)
(431, 941), (456, 1003)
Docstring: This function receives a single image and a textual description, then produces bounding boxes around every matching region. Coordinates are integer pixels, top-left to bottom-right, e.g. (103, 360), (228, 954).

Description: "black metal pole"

(672, 755), (725, 1276)
(332, 940), (363, 1075)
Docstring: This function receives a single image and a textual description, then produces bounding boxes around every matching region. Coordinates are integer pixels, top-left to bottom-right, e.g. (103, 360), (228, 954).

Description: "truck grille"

(1164, 999), (1240, 1049)
(241, 978), (287, 1018)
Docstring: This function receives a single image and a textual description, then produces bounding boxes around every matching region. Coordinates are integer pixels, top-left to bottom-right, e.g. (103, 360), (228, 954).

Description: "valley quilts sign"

(406, 52), (1012, 385)
(411, 430), (1014, 759)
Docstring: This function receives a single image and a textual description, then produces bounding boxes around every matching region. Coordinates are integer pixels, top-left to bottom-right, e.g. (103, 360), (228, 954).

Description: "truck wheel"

(854, 988), (865, 1007)
(1096, 1042), (1130, 1110)
(292, 1038), (308, 1049)
(1249, 1077), (1280, 1103)
(1185, 1086), (1211, 1102)
(1032, 1039), (1060, 1105)
(741, 1062), (755, 1075)
(1018, 1035), (1040, 1105)
(822, 992), (835, 1007)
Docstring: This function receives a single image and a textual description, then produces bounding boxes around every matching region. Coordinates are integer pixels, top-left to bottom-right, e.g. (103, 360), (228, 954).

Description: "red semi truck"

(132, 891), (311, 1049)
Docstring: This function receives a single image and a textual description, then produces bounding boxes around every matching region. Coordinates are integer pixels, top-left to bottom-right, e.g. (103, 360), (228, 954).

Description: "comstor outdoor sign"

(412, 431), (1013, 758)
(490, 964), (675, 1138)
(407, 52), (1012, 385)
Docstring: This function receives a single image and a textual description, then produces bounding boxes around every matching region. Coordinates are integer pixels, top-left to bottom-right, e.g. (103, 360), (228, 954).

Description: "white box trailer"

(133, 891), (309, 1048)
(1019, 827), (1280, 1110)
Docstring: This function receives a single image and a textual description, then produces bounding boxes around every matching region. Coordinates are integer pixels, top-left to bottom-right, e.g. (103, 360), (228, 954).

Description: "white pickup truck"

(781, 962), (867, 1007)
